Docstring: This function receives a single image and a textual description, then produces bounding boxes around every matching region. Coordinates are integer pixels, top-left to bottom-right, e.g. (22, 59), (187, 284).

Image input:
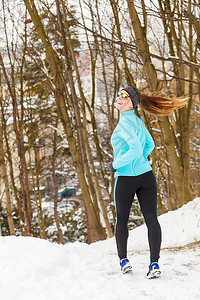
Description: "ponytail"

(137, 91), (187, 116)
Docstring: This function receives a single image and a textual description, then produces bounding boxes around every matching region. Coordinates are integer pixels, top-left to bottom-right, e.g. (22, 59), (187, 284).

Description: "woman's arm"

(143, 125), (155, 157)
(112, 119), (143, 170)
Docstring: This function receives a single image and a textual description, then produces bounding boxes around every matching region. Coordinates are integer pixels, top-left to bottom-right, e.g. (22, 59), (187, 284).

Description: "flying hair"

(134, 87), (187, 116)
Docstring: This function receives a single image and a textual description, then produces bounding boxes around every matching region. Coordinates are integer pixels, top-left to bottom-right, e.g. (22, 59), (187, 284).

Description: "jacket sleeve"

(112, 119), (143, 170)
(143, 125), (155, 157)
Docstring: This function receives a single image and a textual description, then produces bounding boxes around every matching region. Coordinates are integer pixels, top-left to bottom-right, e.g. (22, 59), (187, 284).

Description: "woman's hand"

(109, 162), (116, 173)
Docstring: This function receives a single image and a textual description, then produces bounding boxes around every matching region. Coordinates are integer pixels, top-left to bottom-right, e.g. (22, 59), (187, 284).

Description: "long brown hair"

(136, 90), (187, 116)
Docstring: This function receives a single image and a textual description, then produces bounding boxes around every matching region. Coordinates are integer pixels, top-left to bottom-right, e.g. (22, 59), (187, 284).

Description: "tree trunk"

(126, 0), (189, 207)
(158, 116), (184, 207)
(0, 52), (32, 235)
(57, 0), (113, 237)
(0, 125), (15, 235)
(110, 0), (135, 86)
(52, 121), (65, 244)
(59, 0), (113, 238)
(126, 0), (159, 91)
(33, 143), (46, 239)
(0, 81), (24, 235)
(159, 0), (192, 204)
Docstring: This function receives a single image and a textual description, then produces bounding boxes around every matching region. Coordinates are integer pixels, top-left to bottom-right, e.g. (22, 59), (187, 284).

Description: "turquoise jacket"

(111, 110), (155, 177)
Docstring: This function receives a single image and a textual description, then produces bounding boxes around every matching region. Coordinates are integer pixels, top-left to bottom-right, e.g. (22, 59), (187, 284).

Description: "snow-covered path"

(0, 198), (200, 300)
(0, 237), (199, 300)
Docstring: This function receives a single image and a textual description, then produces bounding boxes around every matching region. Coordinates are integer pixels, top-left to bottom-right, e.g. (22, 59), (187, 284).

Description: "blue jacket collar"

(120, 109), (135, 119)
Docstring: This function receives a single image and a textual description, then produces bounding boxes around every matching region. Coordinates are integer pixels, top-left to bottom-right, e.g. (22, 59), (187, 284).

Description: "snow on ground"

(0, 198), (200, 300)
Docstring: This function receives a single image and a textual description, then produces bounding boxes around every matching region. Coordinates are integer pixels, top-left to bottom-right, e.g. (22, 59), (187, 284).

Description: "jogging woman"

(109, 86), (186, 278)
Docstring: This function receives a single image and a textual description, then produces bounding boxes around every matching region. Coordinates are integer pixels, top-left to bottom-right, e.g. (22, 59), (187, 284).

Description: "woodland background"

(0, 0), (199, 244)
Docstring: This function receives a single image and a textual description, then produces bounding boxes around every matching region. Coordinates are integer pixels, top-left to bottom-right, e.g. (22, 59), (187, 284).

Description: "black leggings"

(114, 171), (162, 262)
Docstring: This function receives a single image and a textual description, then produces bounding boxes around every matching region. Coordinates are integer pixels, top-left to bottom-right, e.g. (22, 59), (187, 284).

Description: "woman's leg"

(136, 171), (162, 262)
(114, 176), (137, 260)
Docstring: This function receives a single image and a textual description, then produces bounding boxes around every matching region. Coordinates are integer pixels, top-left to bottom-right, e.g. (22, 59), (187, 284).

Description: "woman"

(109, 86), (186, 278)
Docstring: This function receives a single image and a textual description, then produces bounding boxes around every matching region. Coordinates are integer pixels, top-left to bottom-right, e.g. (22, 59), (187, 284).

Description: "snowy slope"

(0, 198), (200, 300)
(94, 197), (200, 254)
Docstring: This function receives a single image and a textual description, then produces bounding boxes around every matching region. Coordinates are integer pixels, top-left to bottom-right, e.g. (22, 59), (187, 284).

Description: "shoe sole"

(146, 270), (161, 279)
(122, 266), (133, 274)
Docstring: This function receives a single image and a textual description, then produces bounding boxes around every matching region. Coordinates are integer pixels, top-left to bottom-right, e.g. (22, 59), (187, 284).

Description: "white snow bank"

(129, 196), (200, 250)
(0, 237), (105, 300)
(130, 196), (200, 250)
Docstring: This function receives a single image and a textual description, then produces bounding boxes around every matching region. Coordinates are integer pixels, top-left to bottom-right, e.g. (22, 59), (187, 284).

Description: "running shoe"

(146, 262), (161, 279)
(120, 258), (132, 274)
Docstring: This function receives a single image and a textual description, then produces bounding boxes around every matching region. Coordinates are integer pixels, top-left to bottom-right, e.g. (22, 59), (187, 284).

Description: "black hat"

(122, 86), (140, 109)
